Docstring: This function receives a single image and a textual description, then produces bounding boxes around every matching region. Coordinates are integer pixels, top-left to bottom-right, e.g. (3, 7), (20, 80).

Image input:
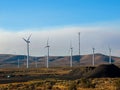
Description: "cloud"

(0, 25), (120, 57)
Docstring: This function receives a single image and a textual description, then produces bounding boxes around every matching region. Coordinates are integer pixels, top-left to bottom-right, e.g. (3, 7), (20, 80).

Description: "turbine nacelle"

(45, 45), (50, 48)
(23, 34), (31, 43)
(109, 48), (111, 52)
(23, 38), (30, 43)
(45, 39), (50, 48)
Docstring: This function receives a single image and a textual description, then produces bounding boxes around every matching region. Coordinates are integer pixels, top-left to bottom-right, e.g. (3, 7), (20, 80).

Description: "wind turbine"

(70, 41), (73, 67)
(78, 32), (81, 66)
(109, 47), (112, 64)
(78, 32), (81, 56)
(92, 48), (95, 66)
(35, 57), (38, 68)
(45, 39), (50, 68)
(23, 34), (31, 68)
(18, 58), (20, 68)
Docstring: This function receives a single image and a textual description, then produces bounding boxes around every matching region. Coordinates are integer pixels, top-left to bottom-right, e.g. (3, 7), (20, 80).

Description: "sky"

(0, 0), (120, 56)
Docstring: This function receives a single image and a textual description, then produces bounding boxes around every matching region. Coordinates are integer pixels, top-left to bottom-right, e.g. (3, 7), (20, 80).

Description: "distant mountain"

(0, 53), (120, 68)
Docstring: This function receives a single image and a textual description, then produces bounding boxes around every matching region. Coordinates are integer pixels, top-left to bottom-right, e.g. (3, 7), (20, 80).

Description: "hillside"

(85, 64), (120, 78)
(0, 53), (120, 68)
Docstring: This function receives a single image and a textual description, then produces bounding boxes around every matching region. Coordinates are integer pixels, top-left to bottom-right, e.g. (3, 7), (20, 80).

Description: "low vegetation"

(0, 64), (119, 90)
(0, 78), (119, 90)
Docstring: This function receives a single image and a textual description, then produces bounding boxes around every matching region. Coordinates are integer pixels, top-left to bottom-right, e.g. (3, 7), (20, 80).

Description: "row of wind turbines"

(23, 34), (50, 68)
(22, 32), (112, 68)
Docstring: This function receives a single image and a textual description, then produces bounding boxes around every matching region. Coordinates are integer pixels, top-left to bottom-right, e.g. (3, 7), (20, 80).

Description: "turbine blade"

(44, 38), (50, 48)
(109, 48), (111, 52)
(47, 39), (49, 46)
(23, 38), (27, 42)
(70, 40), (72, 48)
(27, 34), (32, 41)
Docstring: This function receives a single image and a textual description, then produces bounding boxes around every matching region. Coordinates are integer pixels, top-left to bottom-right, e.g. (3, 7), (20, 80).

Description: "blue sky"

(0, 0), (120, 56)
(0, 0), (120, 30)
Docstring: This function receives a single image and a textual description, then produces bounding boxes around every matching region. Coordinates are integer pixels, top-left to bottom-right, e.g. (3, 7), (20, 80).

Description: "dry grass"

(0, 78), (119, 90)
(0, 66), (120, 90)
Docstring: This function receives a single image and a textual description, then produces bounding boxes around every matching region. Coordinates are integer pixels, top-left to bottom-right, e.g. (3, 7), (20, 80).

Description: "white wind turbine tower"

(23, 34), (31, 68)
(109, 47), (112, 64)
(70, 42), (73, 67)
(78, 32), (81, 66)
(45, 39), (50, 68)
(92, 48), (95, 66)
(78, 32), (81, 56)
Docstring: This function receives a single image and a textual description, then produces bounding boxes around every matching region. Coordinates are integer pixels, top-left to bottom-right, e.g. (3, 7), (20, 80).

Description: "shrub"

(114, 79), (120, 90)
(44, 82), (54, 90)
(68, 81), (77, 90)
(79, 78), (95, 88)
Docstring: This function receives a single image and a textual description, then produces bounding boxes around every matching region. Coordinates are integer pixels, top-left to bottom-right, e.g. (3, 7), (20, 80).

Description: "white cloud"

(0, 25), (120, 57)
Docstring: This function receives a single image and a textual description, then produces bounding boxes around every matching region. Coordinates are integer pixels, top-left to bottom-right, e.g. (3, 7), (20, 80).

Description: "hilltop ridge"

(0, 53), (120, 68)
